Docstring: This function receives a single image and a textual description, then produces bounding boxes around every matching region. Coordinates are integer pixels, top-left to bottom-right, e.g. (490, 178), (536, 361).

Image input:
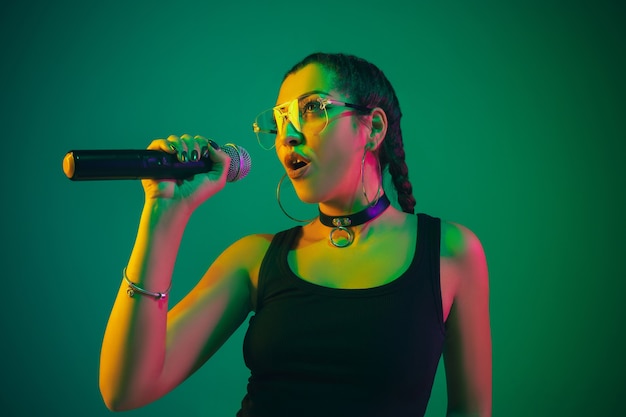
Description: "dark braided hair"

(284, 52), (416, 214)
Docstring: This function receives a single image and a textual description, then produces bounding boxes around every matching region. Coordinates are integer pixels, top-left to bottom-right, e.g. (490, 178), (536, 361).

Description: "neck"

(317, 192), (380, 218)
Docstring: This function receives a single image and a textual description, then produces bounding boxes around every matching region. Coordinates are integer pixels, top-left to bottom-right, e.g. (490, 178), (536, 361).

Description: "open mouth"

(285, 153), (311, 171)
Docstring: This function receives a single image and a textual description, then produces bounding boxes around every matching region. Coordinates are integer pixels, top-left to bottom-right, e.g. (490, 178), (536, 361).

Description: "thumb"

(205, 142), (231, 184)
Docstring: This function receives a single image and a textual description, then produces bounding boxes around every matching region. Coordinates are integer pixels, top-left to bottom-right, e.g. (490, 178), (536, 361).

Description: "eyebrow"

(275, 90), (330, 107)
(298, 89), (328, 98)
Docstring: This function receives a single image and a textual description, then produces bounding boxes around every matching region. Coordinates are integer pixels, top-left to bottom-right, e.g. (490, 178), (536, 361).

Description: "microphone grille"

(223, 144), (252, 182)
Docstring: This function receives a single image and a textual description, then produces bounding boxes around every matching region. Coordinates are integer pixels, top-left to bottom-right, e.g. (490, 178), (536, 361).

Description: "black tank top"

(237, 213), (445, 417)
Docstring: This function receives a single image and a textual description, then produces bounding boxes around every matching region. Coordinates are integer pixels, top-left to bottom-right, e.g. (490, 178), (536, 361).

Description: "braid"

(383, 127), (416, 214)
(285, 52), (417, 214)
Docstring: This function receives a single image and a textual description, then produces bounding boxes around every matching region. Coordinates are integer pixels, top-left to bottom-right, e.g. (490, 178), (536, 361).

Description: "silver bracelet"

(123, 268), (171, 300)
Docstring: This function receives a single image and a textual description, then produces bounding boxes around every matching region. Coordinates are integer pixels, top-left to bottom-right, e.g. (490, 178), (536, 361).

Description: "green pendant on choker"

(318, 194), (391, 248)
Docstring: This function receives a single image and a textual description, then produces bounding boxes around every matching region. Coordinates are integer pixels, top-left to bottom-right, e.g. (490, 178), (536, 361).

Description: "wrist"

(142, 196), (192, 221)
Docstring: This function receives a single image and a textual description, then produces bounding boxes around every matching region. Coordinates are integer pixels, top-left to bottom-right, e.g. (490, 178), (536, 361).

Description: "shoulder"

(222, 223), (303, 264)
(440, 219), (489, 298)
(221, 233), (275, 263)
(437, 219), (489, 300)
(208, 233), (275, 312)
(440, 220), (485, 261)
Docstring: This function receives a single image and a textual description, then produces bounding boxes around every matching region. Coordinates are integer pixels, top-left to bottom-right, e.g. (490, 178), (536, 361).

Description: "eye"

(299, 97), (324, 115)
(303, 101), (320, 112)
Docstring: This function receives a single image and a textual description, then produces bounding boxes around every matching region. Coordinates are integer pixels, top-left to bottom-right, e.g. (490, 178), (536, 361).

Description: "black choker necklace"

(318, 194), (391, 248)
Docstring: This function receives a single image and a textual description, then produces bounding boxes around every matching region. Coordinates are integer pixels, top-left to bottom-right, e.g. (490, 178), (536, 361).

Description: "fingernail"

(180, 151), (188, 162)
(209, 140), (220, 150)
(201, 145), (209, 158)
(169, 144), (177, 152)
(190, 150), (199, 161)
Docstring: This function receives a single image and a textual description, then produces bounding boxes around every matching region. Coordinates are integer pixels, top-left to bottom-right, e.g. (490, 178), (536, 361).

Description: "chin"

(290, 182), (324, 205)
(293, 189), (320, 205)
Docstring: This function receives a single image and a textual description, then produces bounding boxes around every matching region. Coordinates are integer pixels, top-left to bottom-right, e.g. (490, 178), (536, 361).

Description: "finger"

(164, 134), (186, 161)
(189, 135), (209, 162)
(146, 136), (175, 153)
(178, 133), (197, 163)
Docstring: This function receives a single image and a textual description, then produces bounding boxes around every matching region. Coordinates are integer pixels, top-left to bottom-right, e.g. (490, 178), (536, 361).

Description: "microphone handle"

(63, 149), (214, 180)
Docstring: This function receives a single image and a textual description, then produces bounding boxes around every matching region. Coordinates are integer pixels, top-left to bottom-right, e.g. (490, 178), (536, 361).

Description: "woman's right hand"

(141, 134), (231, 215)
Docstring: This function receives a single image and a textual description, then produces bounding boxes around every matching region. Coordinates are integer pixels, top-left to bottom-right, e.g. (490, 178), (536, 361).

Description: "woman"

(99, 52), (492, 417)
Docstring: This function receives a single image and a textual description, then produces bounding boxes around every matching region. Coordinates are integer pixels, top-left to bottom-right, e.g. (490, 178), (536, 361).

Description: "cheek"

(318, 121), (367, 163)
(315, 141), (364, 191)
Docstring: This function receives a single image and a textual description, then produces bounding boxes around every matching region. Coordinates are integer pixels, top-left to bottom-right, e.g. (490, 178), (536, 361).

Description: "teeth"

(289, 154), (308, 169)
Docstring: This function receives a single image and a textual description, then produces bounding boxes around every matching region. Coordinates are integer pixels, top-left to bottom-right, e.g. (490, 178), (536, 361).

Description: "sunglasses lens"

(252, 95), (330, 150)
(253, 108), (279, 150)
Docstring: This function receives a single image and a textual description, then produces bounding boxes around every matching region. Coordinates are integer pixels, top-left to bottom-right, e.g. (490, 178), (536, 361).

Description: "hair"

(283, 52), (416, 214)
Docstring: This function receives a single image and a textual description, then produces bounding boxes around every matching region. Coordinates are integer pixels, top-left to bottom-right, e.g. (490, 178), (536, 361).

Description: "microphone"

(62, 143), (251, 182)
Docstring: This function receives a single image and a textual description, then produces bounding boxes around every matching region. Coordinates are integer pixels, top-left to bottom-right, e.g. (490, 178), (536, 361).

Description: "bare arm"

(98, 135), (264, 411)
(442, 222), (492, 417)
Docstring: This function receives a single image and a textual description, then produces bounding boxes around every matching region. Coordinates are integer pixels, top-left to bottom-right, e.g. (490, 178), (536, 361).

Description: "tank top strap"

(417, 213), (445, 331)
(256, 226), (302, 310)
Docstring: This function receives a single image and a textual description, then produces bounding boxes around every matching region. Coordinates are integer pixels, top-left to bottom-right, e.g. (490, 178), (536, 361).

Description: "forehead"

(276, 63), (337, 105)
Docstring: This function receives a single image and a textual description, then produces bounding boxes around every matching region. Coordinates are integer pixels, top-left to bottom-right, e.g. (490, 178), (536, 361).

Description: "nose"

(278, 120), (304, 147)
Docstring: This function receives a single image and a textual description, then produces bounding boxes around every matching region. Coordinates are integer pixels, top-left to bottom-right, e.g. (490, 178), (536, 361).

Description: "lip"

(283, 152), (312, 179)
(287, 163), (311, 179)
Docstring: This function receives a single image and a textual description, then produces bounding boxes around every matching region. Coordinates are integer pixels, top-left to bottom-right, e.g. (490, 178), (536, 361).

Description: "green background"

(1, 0), (624, 415)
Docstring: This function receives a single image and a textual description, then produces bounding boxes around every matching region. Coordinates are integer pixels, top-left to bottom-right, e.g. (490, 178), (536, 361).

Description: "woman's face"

(274, 63), (371, 207)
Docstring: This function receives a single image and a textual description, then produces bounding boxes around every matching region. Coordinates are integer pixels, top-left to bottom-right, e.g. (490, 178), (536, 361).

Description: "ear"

(366, 107), (388, 151)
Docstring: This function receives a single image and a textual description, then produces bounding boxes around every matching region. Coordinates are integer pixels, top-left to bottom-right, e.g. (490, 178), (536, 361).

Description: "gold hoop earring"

(361, 147), (382, 207)
(276, 173), (316, 223)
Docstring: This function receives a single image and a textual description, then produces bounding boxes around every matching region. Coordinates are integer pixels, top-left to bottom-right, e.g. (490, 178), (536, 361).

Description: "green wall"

(1, 0), (624, 415)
